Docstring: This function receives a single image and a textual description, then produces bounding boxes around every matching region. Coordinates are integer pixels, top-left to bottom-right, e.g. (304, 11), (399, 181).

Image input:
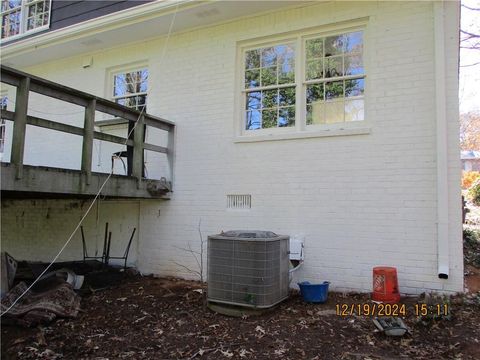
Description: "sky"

(459, 0), (480, 114)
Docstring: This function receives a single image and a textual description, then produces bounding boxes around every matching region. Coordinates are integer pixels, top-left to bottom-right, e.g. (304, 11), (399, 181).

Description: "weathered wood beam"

(132, 115), (145, 181)
(11, 77), (30, 179)
(144, 116), (174, 131)
(81, 99), (95, 184)
(143, 143), (168, 154)
(1, 65), (174, 131)
(167, 126), (175, 189)
(1, 110), (141, 148)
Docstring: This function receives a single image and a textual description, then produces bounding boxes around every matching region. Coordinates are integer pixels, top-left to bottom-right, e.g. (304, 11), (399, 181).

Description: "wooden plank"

(11, 77), (30, 180)
(167, 126), (175, 188)
(95, 132), (133, 147)
(144, 115), (175, 130)
(132, 115), (145, 180)
(2, 66), (172, 131)
(81, 99), (95, 184)
(1, 110), (141, 148)
(0, 72), (20, 87)
(143, 143), (167, 154)
(29, 82), (89, 107)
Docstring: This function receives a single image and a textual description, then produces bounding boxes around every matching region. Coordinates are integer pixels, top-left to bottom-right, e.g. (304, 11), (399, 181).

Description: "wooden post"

(11, 77), (30, 179)
(167, 125), (175, 190)
(132, 114), (145, 182)
(81, 99), (95, 185)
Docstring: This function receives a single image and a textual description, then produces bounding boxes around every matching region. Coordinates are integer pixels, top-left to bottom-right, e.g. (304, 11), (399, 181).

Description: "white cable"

(0, 107), (144, 317)
(1, 4), (179, 317)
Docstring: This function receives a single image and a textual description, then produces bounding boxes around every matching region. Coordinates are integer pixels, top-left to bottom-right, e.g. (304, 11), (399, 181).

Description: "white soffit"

(1, 0), (306, 68)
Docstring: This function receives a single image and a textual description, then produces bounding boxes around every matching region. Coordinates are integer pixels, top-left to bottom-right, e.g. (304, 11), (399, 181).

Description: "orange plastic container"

(372, 266), (400, 303)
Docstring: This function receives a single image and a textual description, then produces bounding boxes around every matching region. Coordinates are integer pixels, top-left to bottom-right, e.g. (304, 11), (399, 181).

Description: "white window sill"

(1, 25), (49, 43)
(234, 127), (371, 143)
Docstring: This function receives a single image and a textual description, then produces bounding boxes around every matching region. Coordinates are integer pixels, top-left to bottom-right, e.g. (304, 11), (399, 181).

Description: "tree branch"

(460, 61), (480, 67)
(461, 29), (480, 38)
(461, 4), (480, 11)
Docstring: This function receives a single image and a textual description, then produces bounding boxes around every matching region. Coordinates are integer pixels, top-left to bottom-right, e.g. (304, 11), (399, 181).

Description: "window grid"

(241, 28), (365, 133)
(112, 69), (149, 111)
(304, 31), (365, 126)
(1, 0), (50, 39)
(243, 43), (296, 130)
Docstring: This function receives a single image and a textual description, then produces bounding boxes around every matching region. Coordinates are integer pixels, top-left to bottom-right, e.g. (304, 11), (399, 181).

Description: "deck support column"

(81, 99), (96, 185)
(167, 125), (175, 191)
(132, 114), (145, 185)
(11, 77), (30, 180)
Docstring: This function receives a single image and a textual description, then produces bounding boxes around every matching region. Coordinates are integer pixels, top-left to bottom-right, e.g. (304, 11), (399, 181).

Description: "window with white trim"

(241, 28), (365, 133)
(112, 68), (148, 111)
(1, 0), (51, 40)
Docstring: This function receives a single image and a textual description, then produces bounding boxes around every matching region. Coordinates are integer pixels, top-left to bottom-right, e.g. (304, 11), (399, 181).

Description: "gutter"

(1, 0), (208, 59)
(434, 1), (449, 279)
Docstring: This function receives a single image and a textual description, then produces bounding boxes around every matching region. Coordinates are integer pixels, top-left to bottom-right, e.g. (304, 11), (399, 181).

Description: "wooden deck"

(0, 65), (175, 199)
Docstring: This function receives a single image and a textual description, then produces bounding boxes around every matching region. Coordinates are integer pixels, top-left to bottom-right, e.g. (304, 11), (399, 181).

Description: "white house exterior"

(1, 0), (463, 294)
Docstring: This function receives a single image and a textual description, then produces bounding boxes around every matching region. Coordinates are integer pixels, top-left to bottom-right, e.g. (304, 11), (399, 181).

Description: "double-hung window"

(244, 43), (296, 130)
(112, 68), (148, 111)
(240, 27), (365, 137)
(1, 0), (51, 40)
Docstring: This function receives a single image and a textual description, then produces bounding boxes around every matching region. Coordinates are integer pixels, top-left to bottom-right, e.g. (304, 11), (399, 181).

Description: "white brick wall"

(1, 1), (463, 294)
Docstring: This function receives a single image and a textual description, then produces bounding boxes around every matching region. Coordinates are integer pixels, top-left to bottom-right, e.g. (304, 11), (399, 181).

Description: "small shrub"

(462, 171), (480, 189)
(464, 228), (480, 267)
(468, 179), (480, 206)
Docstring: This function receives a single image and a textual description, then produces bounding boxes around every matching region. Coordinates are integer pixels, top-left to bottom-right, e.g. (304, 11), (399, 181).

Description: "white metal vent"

(227, 194), (251, 209)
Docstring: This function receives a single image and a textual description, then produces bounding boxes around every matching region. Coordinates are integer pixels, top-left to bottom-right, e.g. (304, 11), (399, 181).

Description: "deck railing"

(0, 65), (175, 194)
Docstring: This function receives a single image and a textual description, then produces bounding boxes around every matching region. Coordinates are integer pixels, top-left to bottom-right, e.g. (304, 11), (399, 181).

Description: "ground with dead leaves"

(2, 276), (480, 360)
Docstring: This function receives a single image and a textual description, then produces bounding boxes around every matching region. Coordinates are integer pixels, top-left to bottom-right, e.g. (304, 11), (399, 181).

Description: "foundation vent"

(227, 194), (251, 210)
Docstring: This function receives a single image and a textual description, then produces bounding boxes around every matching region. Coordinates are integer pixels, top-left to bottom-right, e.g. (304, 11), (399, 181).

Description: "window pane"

(245, 69), (260, 89)
(306, 84), (324, 104)
(345, 78), (364, 98)
(1, 0), (21, 11)
(306, 38), (323, 60)
(325, 56), (343, 78)
(261, 47), (277, 67)
(262, 89), (278, 109)
(245, 49), (260, 69)
(325, 81), (344, 100)
(325, 34), (345, 57)
(307, 102), (326, 125)
(325, 100), (344, 123)
(246, 92), (261, 110)
(262, 109), (277, 128)
(344, 54), (363, 76)
(277, 44), (295, 84)
(279, 87), (295, 106)
(114, 74), (126, 96)
(345, 99), (364, 122)
(278, 106), (295, 127)
(261, 66), (276, 86)
(2, 10), (20, 38)
(306, 59), (323, 80)
(246, 110), (261, 130)
(345, 31), (363, 54)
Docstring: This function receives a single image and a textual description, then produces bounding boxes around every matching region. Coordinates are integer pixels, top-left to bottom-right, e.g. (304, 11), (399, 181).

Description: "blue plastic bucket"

(298, 281), (330, 303)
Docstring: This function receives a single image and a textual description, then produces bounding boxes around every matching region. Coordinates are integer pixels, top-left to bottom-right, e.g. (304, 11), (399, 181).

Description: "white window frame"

(235, 20), (370, 142)
(1, 0), (52, 41)
(109, 65), (149, 111)
(97, 62), (149, 127)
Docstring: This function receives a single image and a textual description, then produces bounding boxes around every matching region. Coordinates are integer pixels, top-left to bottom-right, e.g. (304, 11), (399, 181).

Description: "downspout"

(434, 1), (449, 279)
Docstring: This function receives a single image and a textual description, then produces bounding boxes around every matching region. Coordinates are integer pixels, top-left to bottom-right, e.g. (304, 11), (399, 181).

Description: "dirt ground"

(2, 275), (480, 360)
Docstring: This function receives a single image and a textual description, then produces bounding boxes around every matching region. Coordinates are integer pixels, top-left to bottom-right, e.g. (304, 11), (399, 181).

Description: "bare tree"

(461, 2), (480, 67)
(460, 112), (480, 151)
(171, 219), (207, 310)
